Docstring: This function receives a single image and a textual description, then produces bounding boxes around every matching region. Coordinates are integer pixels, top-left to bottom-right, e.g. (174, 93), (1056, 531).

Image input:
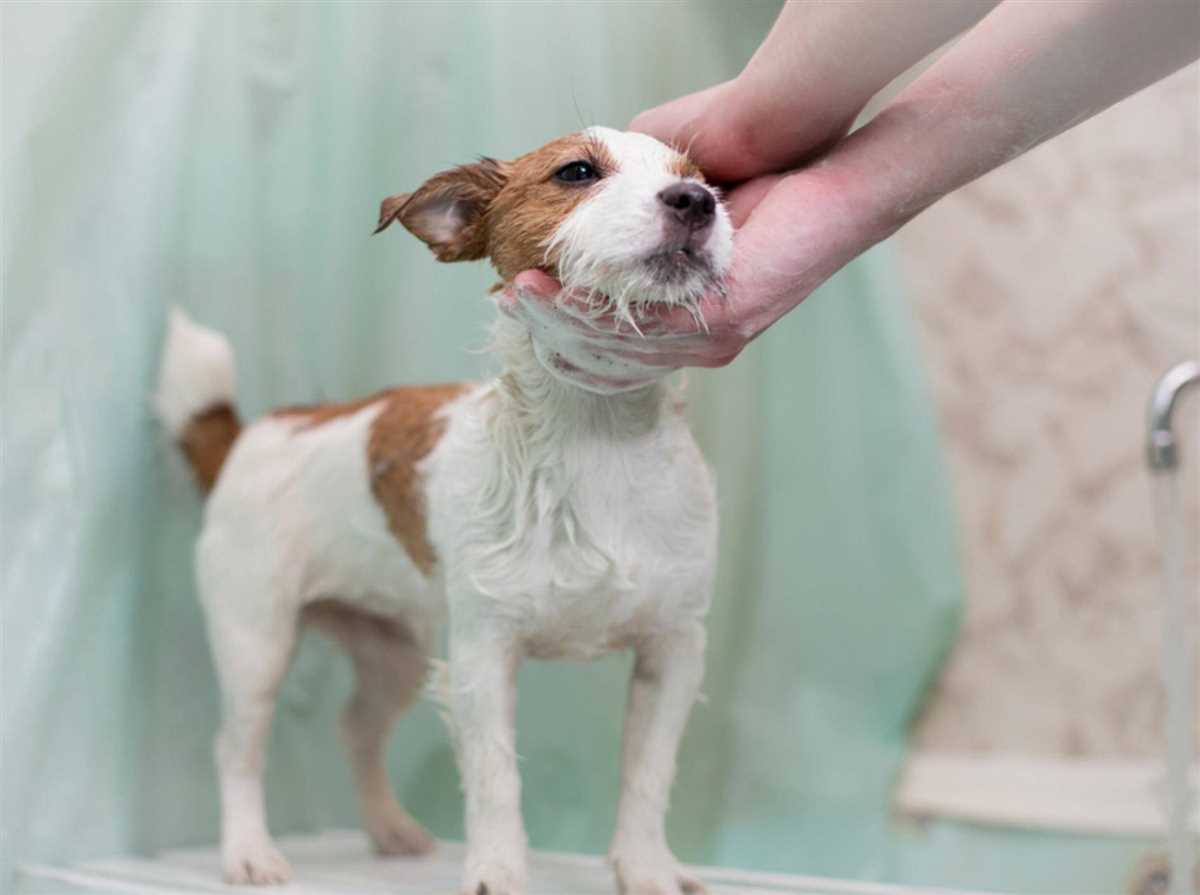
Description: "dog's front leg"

(609, 621), (707, 895)
(450, 628), (526, 895)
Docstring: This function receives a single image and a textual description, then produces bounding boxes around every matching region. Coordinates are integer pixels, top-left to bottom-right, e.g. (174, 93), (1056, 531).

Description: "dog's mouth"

(545, 228), (727, 320)
(641, 245), (716, 287)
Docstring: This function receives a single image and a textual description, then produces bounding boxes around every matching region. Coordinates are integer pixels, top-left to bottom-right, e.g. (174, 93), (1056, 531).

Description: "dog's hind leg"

(203, 587), (300, 886)
(305, 600), (435, 856)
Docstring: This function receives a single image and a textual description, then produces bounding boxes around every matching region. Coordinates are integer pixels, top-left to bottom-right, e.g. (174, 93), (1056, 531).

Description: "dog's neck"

(469, 315), (677, 597)
(490, 315), (666, 447)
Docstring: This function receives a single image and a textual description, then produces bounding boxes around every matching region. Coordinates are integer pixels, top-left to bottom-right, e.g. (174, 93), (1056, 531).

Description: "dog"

(156, 126), (733, 895)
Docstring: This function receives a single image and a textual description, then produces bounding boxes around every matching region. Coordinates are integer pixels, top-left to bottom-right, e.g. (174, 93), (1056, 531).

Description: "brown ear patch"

(375, 193), (412, 234)
(376, 159), (508, 262)
(275, 384), (467, 575)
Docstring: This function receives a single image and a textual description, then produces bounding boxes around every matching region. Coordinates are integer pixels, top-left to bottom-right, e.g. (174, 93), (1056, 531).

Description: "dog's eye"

(554, 161), (598, 184)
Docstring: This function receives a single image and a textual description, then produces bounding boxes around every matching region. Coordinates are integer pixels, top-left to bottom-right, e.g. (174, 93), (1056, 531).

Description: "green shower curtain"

(0, 0), (962, 888)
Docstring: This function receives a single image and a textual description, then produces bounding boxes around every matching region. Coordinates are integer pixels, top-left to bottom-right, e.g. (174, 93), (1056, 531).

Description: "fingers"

(496, 269), (747, 379)
(629, 81), (727, 148)
(502, 272), (598, 330)
(522, 309), (665, 395)
(632, 80), (817, 184)
(508, 270), (623, 327)
(511, 268), (561, 297)
(610, 347), (740, 370)
(503, 272), (724, 341)
(629, 81), (757, 183)
(537, 351), (663, 395)
(501, 279), (621, 337)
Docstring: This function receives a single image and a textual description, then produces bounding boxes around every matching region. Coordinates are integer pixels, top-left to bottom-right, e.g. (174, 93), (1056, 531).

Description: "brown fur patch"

(277, 385), (466, 574)
(376, 159), (508, 262)
(485, 132), (617, 281)
(179, 402), (241, 493)
(368, 384), (466, 574)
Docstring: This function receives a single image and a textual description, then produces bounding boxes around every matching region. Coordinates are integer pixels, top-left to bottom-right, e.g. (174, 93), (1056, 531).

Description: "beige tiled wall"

(895, 65), (1200, 758)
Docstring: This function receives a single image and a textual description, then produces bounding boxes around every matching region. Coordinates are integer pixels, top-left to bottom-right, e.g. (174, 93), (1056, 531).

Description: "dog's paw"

(612, 851), (707, 895)
(222, 837), (292, 886)
(461, 859), (526, 895)
(365, 801), (436, 856)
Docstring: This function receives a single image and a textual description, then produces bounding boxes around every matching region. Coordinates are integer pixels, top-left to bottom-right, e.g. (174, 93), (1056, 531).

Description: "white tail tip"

(154, 307), (236, 436)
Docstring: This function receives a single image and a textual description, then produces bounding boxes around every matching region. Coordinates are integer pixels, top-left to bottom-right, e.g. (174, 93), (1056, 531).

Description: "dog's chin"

(555, 249), (725, 319)
(643, 247), (715, 287)
(644, 243), (714, 276)
(636, 249), (724, 308)
(596, 249), (721, 306)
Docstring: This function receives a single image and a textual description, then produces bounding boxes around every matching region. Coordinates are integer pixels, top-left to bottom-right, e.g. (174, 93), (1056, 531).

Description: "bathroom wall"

(896, 64), (1200, 758)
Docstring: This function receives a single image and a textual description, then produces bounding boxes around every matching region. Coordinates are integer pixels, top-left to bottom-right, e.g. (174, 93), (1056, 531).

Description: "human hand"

(499, 160), (889, 393)
(495, 166), (784, 394)
(499, 1), (993, 394)
(497, 266), (758, 395)
(626, 1), (1000, 182)
(502, 0), (1200, 395)
(626, 80), (854, 186)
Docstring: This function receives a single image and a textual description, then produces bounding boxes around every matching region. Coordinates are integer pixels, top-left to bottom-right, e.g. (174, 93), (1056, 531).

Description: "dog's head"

(376, 127), (733, 313)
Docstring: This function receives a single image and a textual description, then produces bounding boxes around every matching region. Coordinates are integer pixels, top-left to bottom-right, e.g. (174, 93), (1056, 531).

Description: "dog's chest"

(427, 392), (717, 659)
(518, 454), (712, 658)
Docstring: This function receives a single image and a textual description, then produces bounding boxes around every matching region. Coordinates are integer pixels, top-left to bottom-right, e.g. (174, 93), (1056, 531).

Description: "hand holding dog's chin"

(499, 168), (885, 389)
(498, 269), (761, 392)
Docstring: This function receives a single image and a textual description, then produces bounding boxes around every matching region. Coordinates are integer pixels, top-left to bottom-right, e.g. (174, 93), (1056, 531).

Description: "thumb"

(512, 269), (561, 298)
(511, 269), (607, 321)
(630, 82), (724, 142)
(630, 82), (747, 181)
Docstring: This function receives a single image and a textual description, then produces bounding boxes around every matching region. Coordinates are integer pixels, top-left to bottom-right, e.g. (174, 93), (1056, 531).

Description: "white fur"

(427, 323), (716, 894)
(197, 404), (444, 882)
(165, 130), (732, 895)
(155, 307), (236, 435)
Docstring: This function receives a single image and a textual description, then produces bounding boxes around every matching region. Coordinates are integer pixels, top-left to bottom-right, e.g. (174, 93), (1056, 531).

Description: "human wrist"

(722, 0), (1002, 182)
(809, 87), (976, 247)
(837, 0), (1200, 242)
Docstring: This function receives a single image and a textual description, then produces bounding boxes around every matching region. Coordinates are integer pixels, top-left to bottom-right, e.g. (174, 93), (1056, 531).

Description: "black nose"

(658, 182), (716, 230)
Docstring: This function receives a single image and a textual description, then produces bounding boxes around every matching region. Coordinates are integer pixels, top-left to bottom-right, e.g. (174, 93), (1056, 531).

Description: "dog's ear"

(375, 158), (508, 262)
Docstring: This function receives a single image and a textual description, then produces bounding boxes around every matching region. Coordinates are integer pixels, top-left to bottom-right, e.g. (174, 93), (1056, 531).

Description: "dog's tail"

(155, 308), (241, 494)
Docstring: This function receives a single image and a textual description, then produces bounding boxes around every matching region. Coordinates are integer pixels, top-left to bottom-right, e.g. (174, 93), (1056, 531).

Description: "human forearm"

(634, 0), (1000, 181)
(727, 0), (1002, 173)
(833, 0), (1200, 235)
(513, 0), (1200, 390)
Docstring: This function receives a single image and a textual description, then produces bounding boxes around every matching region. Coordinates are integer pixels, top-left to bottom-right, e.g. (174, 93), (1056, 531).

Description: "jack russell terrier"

(156, 126), (732, 895)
